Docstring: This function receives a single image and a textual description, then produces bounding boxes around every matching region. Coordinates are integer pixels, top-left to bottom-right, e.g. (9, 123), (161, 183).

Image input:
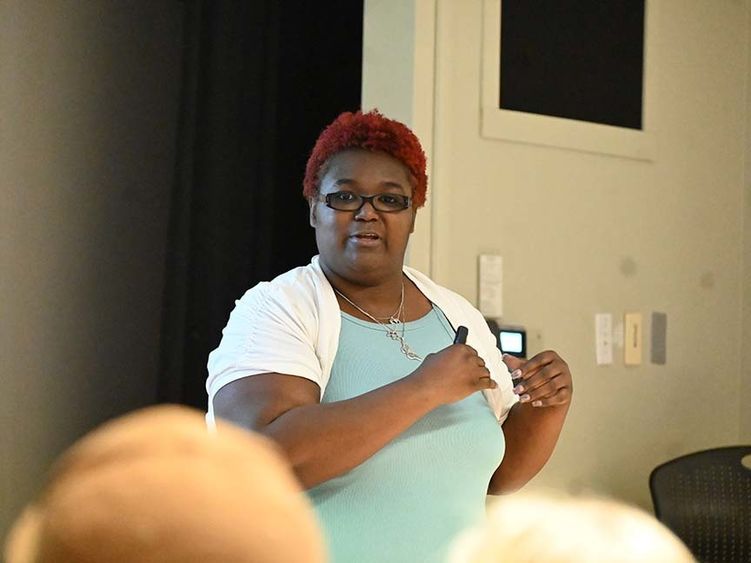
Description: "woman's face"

(309, 149), (417, 286)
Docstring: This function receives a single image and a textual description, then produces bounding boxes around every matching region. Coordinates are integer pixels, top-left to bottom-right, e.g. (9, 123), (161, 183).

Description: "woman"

(207, 110), (573, 562)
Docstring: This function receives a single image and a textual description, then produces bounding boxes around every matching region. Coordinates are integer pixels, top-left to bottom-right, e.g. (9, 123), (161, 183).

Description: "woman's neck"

(320, 262), (405, 319)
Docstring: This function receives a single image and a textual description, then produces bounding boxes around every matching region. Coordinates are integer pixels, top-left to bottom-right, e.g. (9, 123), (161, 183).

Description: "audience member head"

(448, 491), (695, 563)
(4, 405), (326, 563)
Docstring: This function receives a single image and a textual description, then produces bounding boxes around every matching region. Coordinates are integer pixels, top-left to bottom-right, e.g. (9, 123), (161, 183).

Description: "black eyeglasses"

(318, 191), (412, 213)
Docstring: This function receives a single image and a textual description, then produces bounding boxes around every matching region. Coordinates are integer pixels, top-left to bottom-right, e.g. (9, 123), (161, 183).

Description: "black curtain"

(159, 0), (363, 408)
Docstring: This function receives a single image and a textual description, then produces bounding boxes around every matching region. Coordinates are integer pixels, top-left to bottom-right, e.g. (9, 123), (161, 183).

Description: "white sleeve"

(205, 283), (323, 420)
(481, 330), (519, 424)
(458, 294), (519, 423)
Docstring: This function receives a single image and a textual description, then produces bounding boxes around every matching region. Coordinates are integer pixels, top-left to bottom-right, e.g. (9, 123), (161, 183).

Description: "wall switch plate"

(595, 313), (613, 365)
(478, 255), (503, 318)
(624, 312), (643, 366)
(651, 312), (667, 365)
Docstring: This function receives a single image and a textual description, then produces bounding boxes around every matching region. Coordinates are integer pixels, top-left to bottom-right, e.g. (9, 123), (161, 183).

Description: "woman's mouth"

(349, 233), (381, 246)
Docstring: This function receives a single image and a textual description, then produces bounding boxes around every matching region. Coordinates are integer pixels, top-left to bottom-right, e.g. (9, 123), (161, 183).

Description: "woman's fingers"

(478, 375), (498, 390)
(515, 364), (562, 393)
(528, 382), (572, 407)
(518, 374), (566, 404)
(511, 350), (573, 408)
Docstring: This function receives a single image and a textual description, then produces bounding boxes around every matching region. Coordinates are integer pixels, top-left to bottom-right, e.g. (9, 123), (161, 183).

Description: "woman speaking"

(207, 110), (573, 562)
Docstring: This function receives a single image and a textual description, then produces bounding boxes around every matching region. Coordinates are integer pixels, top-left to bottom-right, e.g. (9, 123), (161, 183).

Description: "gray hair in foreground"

(448, 491), (695, 563)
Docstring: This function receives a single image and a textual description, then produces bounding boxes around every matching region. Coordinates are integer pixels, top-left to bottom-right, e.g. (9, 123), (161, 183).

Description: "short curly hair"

(303, 110), (428, 208)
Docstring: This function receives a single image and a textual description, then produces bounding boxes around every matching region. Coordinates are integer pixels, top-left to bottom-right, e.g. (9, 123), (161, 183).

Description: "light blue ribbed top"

(307, 306), (504, 563)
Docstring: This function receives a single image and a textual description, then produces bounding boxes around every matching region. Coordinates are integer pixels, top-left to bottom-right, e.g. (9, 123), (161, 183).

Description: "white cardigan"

(206, 256), (518, 425)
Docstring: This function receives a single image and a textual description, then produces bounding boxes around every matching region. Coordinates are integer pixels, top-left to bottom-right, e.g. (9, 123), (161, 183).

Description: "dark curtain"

(159, 0), (363, 408)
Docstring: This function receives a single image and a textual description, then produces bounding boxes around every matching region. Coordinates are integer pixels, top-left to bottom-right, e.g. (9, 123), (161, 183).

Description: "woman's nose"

(354, 200), (379, 220)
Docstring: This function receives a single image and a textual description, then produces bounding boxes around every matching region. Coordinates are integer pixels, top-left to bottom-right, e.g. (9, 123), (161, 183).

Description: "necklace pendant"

(333, 283), (420, 360)
(399, 341), (422, 361)
(404, 347), (422, 361)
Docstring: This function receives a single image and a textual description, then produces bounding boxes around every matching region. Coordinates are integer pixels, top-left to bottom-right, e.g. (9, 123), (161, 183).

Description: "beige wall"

(362, 0), (437, 273)
(0, 1), (182, 535)
(743, 2), (751, 443)
(365, 0), (749, 509)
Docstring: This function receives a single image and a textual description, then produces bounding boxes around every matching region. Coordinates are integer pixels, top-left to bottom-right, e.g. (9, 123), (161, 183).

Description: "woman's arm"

(214, 343), (496, 489)
(488, 351), (573, 494)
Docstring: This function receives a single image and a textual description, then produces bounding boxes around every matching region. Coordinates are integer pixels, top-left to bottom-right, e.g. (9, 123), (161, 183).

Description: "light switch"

(478, 255), (503, 318)
(624, 312), (642, 366)
(595, 313), (613, 365)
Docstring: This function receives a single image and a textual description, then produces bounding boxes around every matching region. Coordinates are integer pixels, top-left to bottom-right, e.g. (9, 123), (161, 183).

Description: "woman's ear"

(309, 199), (318, 228)
(409, 208), (417, 234)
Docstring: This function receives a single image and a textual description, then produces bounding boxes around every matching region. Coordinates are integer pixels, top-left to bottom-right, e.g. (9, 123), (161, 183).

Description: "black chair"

(649, 446), (751, 563)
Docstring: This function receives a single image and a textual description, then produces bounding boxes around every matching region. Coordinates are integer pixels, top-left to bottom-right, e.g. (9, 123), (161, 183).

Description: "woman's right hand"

(411, 344), (497, 406)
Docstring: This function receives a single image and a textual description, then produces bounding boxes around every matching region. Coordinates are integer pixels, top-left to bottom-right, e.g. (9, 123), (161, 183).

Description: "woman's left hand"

(502, 351), (573, 408)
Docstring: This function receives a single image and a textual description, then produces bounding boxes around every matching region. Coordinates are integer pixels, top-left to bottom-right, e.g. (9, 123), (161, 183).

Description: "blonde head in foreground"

(4, 405), (326, 563)
(448, 492), (695, 563)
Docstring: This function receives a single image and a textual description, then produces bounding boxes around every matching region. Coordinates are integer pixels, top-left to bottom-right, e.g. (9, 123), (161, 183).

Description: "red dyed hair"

(303, 110), (428, 208)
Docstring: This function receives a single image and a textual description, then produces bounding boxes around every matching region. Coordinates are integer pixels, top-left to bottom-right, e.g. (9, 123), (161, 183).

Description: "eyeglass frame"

(317, 191), (413, 213)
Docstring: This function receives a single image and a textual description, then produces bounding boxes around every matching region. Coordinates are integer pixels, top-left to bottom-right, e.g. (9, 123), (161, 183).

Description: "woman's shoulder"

(239, 259), (324, 305)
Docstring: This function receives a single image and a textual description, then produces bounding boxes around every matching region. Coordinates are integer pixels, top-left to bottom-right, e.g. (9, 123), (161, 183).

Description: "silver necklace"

(371, 283), (404, 323)
(334, 283), (423, 361)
